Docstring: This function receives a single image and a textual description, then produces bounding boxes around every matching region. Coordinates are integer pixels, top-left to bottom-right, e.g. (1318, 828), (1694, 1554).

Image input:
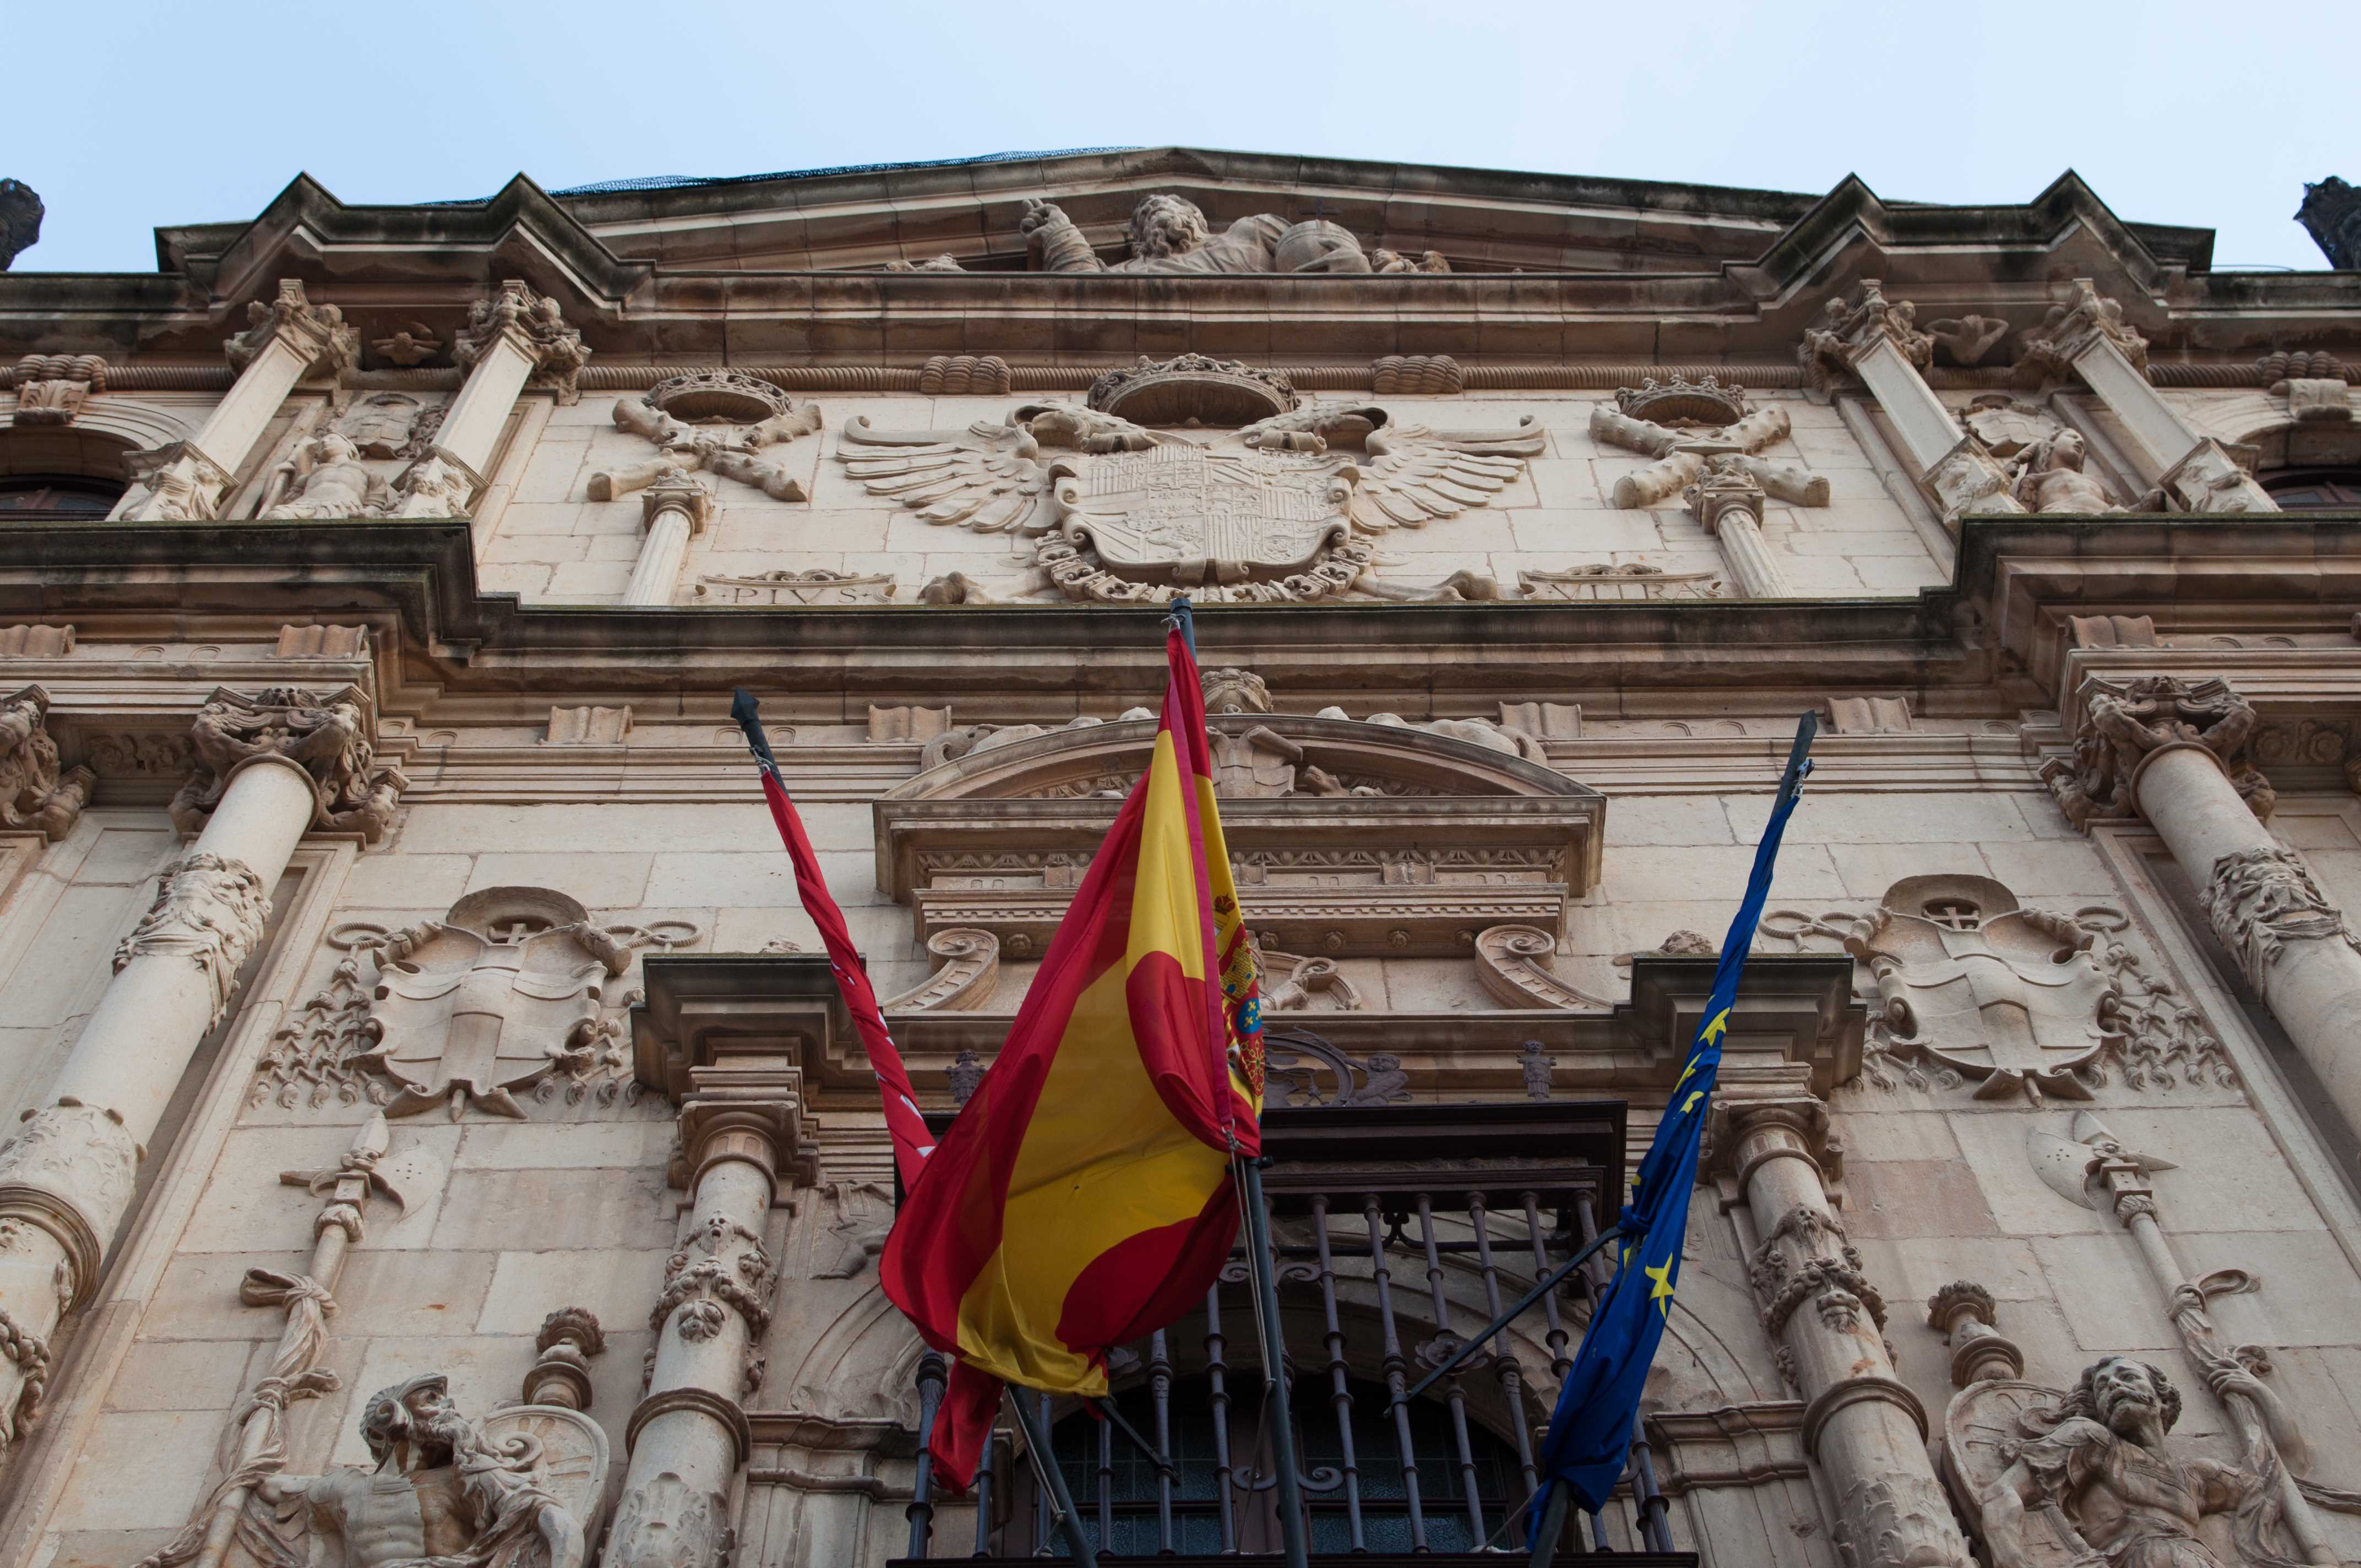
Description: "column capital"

(1798, 279), (1933, 394)
(224, 279), (357, 381)
(1707, 1091), (1839, 1194)
(2017, 278), (2150, 385)
(641, 469), (714, 535)
(452, 280), (590, 405)
(2042, 674), (2273, 829)
(675, 1090), (810, 1196)
(170, 684), (407, 844)
(0, 685), (92, 842)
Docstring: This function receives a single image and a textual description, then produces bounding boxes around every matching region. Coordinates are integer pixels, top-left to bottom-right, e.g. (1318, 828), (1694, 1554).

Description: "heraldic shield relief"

(360, 886), (631, 1119)
(1847, 874), (2118, 1104)
(834, 355), (1543, 603)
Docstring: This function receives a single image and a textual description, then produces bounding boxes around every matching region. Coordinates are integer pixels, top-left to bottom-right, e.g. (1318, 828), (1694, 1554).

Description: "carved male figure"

(1020, 193), (1375, 275)
(1978, 1355), (2294, 1568)
(2009, 430), (2120, 515)
(262, 432), (385, 519)
(259, 1374), (586, 1568)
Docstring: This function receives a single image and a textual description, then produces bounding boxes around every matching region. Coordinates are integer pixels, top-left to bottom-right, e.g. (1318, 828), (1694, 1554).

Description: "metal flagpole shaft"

(1527, 1480), (1569, 1568)
(1012, 1390), (1098, 1563)
(1402, 1224), (1622, 1404)
(1237, 1153), (1310, 1568)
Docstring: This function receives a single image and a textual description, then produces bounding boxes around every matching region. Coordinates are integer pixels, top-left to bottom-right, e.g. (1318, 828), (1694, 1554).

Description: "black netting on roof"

(429, 148), (1141, 205)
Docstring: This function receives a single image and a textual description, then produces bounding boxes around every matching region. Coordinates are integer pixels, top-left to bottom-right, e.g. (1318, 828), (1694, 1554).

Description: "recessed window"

(0, 475), (123, 519)
(2262, 467), (2361, 509)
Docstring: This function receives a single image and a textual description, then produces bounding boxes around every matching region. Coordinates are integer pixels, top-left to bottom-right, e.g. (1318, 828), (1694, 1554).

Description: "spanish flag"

(883, 601), (1263, 1485)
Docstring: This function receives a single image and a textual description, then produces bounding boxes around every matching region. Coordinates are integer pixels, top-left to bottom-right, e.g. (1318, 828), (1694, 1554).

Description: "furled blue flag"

(1532, 713), (1817, 1516)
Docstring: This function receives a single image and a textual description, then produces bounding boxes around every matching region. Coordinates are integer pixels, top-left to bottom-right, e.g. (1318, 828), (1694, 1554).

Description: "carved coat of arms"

(835, 358), (1541, 604)
(1847, 874), (2116, 1103)
(361, 888), (629, 1119)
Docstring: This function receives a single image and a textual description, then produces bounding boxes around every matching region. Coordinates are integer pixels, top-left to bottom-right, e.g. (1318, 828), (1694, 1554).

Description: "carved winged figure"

(835, 401), (1540, 602)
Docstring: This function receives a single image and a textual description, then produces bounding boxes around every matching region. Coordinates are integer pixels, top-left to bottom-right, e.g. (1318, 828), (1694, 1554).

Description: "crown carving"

(1086, 353), (1298, 426)
(1613, 375), (1748, 426)
(646, 369), (797, 423)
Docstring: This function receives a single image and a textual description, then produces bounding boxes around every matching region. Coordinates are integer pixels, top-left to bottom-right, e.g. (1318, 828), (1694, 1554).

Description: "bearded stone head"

(360, 1373), (468, 1472)
(2072, 1355), (2182, 1436)
(1129, 194), (1211, 259)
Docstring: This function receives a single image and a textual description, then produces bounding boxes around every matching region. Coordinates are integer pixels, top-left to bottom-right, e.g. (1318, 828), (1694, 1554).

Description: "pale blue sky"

(11, 0), (2355, 274)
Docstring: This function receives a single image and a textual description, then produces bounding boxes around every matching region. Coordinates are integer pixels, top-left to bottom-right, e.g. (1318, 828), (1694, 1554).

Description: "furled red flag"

(883, 600), (1264, 1486)
(732, 690), (935, 1192)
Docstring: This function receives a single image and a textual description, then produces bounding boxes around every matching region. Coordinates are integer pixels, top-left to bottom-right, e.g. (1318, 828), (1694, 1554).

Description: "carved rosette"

(114, 853), (272, 1030)
(2041, 676), (2272, 829)
(0, 1101), (143, 1309)
(452, 279), (590, 404)
(2200, 846), (2361, 994)
(170, 686), (407, 844)
(0, 686), (91, 840)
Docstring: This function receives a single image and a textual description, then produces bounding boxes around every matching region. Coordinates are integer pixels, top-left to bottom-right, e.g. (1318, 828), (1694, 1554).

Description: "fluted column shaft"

(623, 477), (710, 607)
(1732, 1103), (1971, 1568)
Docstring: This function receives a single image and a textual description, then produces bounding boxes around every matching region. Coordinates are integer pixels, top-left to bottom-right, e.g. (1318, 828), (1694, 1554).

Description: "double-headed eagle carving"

(836, 401), (1542, 602)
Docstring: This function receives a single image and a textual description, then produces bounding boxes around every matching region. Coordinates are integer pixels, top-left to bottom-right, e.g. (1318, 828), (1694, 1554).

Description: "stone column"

(0, 687), (404, 1451)
(395, 281), (592, 518)
(623, 473), (712, 607)
(117, 281), (355, 521)
(2019, 281), (2275, 513)
(2042, 673), (2361, 1134)
(1682, 445), (1794, 598)
(606, 1099), (790, 1568)
(1724, 1097), (1974, 1568)
(1799, 280), (2023, 525)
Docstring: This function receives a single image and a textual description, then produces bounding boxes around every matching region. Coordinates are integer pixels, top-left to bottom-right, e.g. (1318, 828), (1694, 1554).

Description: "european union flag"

(1532, 714), (1816, 1517)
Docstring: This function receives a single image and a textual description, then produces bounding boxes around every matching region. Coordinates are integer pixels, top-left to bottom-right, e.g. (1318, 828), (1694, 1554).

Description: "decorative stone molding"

(2200, 845), (2361, 994)
(2016, 279), (2149, 385)
(113, 853), (273, 1032)
(171, 685), (408, 843)
(917, 355), (1011, 395)
(272, 624), (368, 658)
(224, 279), (356, 382)
(1370, 353), (1462, 395)
(0, 686), (92, 840)
(1257, 949), (1364, 1013)
(1925, 1282), (2024, 1387)
(524, 1308), (606, 1411)
(867, 705), (952, 744)
(0, 624), (71, 658)
(7, 353), (105, 426)
(2041, 675), (2269, 829)
(546, 705), (633, 744)
(2257, 349), (2348, 385)
(1825, 696), (1912, 734)
(1498, 700), (1580, 741)
(1473, 924), (1609, 1010)
(451, 279), (589, 404)
(1515, 563), (1723, 601)
(1798, 279), (1933, 395)
(0, 1101), (140, 1310)
(2275, 377), (2354, 423)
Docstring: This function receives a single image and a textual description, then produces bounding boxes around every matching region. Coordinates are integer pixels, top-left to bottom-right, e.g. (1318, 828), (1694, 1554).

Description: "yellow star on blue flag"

(1533, 714), (1815, 1520)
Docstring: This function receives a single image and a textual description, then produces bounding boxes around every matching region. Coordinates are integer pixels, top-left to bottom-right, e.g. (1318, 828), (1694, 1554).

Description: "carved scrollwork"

(1473, 924), (1609, 1010)
(878, 928), (1000, 1012)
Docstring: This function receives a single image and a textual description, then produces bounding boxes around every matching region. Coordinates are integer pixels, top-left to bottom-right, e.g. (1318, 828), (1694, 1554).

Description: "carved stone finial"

(2041, 675), (2270, 829)
(946, 1048), (987, 1107)
(8, 355), (106, 427)
(524, 1307), (607, 1410)
(0, 686), (92, 841)
(1085, 353), (1298, 425)
(0, 179), (41, 272)
(170, 686), (407, 845)
(1200, 667), (1273, 715)
(1927, 1281), (2026, 1387)
(225, 279), (356, 381)
(452, 280), (589, 405)
(2016, 279), (2150, 386)
(2298, 176), (2361, 270)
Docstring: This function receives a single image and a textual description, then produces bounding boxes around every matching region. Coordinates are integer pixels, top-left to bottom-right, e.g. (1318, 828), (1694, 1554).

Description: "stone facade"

(0, 146), (2358, 1568)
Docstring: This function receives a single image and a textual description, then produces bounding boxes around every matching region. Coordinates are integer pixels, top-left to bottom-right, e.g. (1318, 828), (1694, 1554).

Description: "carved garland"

(2200, 846), (2361, 994)
(115, 854), (273, 1032)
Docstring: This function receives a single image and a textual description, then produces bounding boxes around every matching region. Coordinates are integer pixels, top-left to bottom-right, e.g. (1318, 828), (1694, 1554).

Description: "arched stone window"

(0, 426), (132, 517)
(2261, 465), (2361, 509)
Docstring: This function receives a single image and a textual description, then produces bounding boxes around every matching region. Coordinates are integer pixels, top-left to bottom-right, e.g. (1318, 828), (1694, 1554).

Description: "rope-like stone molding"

(0, 1305), (51, 1440)
(86, 358), (2351, 395)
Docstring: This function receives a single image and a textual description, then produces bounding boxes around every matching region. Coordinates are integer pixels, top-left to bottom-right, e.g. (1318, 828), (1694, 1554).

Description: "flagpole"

(1527, 1480), (1569, 1568)
(1237, 1152), (1312, 1568)
(1011, 1390), (1099, 1563)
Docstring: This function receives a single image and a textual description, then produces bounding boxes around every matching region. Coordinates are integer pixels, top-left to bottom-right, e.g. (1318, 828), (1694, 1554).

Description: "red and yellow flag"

(882, 606), (1262, 1484)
